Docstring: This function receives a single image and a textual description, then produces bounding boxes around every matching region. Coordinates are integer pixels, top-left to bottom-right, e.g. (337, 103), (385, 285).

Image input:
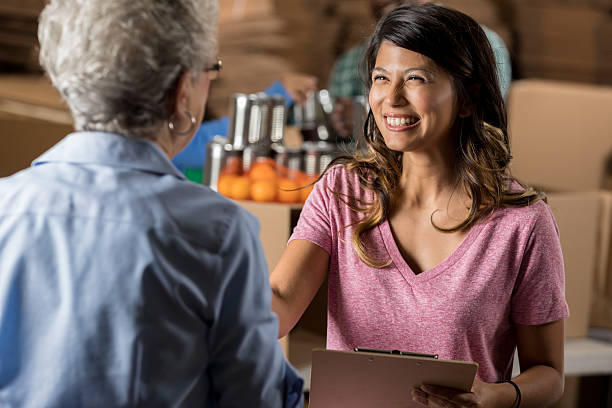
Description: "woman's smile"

(383, 113), (421, 130)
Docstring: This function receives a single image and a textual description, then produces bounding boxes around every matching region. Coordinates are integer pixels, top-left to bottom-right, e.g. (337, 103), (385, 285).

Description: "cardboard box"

(591, 191), (612, 329)
(547, 192), (600, 338)
(517, 57), (612, 85)
(507, 79), (612, 337)
(218, 0), (274, 24)
(512, 2), (612, 85)
(0, 75), (72, 177)
(238, 201), (302, 271)
(508, 79), (612, 192)
(0, 0), (44, 18)
(0, 112), (72, 177)
(514, 4), (611, 59)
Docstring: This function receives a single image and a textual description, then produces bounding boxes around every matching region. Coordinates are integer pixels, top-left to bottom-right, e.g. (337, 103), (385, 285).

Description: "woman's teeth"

(385, 116), (418, 126)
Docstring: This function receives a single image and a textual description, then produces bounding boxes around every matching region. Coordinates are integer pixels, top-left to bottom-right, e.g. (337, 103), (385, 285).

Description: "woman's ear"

(171, 71), (194, 114)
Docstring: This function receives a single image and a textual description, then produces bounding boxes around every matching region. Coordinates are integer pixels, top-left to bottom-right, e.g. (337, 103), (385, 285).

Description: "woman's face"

(368, 40), (460, 154)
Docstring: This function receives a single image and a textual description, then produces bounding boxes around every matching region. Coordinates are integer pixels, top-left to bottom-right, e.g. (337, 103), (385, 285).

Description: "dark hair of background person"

(326, 4), (545, 267)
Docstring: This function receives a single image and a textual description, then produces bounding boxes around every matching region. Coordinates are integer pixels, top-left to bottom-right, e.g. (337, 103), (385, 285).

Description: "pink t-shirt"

(289, 165), (569, 382)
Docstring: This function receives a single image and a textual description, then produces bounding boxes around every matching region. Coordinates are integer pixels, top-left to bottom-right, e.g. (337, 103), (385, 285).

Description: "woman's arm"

(511, 319), (565, 407)
(270, 239), (329, 338)
(413, 319), (565, 408)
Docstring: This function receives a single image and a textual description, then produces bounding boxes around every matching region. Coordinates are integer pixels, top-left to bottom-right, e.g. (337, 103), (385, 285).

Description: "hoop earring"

(168, 111), (196, 137)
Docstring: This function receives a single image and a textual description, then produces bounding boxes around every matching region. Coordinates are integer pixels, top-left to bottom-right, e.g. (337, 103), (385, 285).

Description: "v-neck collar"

(378, 216), (486, 284)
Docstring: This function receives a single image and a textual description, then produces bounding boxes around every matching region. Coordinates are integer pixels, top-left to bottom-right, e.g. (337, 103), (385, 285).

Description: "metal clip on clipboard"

(353, 347), (439, 359)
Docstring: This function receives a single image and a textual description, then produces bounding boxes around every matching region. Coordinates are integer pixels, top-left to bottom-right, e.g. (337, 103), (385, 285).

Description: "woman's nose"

(385, 81), (407, 106)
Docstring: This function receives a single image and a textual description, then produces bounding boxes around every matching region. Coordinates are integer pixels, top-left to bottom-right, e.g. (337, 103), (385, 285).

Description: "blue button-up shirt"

(0, 131), (303, 407)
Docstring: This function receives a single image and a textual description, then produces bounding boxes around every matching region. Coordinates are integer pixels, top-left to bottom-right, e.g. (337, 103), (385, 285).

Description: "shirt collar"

(33, 131), (186, 180)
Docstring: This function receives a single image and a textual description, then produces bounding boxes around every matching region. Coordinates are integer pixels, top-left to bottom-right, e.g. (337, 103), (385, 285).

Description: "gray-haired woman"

(0, 1), (303, 406)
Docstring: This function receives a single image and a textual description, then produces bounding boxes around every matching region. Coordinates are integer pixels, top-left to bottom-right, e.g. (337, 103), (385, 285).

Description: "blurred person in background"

(0, 0), (303, 406)
(329, 0), (512, 141)
(271, 4), (566, 407)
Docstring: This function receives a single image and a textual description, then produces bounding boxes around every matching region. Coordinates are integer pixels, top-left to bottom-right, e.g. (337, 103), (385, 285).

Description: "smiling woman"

(270, 4), (569, 408)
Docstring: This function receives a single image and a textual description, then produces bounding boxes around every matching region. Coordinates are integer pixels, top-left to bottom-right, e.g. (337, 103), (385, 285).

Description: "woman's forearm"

(508, 364), (564, 408)
(271, 288), (301, 338)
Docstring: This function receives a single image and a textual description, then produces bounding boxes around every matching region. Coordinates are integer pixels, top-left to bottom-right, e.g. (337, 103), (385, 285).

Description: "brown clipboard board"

(309, 348), (478, 408)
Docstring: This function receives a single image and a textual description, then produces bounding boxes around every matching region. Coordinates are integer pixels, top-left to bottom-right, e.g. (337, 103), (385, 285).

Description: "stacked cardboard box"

(445, 0), (512, 49)
(0, 0), (45, 71)
(0, 75), (72, 177)
(508, 79), (612, 336)
(212, 0), (375, 116)
(209, 0), (296, 117)
(278, 0), (374, 86)
(512, 0), (612, 85)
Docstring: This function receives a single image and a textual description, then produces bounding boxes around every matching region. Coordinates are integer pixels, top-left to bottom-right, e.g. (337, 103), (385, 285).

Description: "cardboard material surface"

(547, 192), (600, 338)
(591, 191), (612, 329)
(508, 79), (612, 192)
(0, 75), (72, 177)
(238, 200), (302, 271)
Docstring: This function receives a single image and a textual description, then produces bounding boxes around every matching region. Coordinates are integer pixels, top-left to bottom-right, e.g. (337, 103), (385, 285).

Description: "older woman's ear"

(166, 70), (207, 139)
(172, 71), (195, 115)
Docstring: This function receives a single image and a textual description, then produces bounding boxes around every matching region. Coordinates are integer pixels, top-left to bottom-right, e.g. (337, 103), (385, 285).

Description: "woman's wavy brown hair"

(326, 4), (545, 267)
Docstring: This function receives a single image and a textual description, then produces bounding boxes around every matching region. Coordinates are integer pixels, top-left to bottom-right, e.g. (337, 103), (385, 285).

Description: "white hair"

(38, 0), (218, 139)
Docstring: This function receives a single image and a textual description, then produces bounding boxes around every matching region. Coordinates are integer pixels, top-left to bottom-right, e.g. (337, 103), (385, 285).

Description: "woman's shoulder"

(319, 163), (373, 198)
(321, 163), (370, 185)
(490, 183), (555, 234)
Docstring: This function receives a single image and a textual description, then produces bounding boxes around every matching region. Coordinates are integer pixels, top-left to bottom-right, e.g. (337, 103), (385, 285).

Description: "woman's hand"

(411, 380), (514, 408)
(330, 97), (354, 140)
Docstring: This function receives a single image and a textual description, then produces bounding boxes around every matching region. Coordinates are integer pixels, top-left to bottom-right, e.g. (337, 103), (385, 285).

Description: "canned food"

(272, 143), (302, 174)
(270, 96), (286, 145)
(203, 136), (233, 190)
(301, 141), (338, 176)
(227, 93), (253, 150)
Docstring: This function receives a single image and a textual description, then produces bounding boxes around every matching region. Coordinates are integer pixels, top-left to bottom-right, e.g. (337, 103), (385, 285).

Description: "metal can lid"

(301, 141), (336, 153)
(271, 143), (302, 155)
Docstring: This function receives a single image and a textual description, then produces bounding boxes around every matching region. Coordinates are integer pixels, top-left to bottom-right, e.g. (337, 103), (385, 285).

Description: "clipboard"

(309, 348), (478, 408)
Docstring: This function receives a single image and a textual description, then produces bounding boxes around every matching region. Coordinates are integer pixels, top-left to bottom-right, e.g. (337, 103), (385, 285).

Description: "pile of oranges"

(217, 157), (318, 204)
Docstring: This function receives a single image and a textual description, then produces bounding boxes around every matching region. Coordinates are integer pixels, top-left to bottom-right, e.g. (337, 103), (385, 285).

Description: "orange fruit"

(300, 184), (314, 203)
(298, 174), (319, 203)
(229, 176), (251, 201)
(277, 177), (300, 203)
(249, 161), (278, 182)
(275, 163), (290, 178)
(222, 156), (243, 175)
(251, 179), (277, 202)
(217, 174), (236, 198)
(286, 168), (303, 181)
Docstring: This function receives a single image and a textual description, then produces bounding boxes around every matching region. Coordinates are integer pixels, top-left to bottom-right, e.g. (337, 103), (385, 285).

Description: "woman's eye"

(373, 75), (387, 82)
(406, 75), (425, 82)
